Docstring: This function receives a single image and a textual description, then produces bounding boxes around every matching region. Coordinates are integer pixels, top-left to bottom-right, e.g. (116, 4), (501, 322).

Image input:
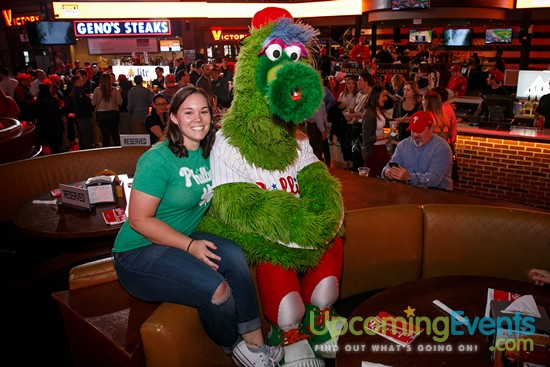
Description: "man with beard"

(382, 111), (453, 191)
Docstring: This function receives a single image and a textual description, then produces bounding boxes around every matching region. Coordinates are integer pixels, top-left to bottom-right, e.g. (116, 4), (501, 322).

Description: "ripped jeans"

(113, 231), (261, 351)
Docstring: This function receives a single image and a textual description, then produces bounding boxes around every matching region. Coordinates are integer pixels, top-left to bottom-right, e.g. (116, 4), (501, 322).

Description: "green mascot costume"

(199, 7), (345, 367)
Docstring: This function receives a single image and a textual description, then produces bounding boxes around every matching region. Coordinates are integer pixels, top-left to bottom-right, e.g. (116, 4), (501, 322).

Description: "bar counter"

(453, 122), (550, 211)
(457, 122), (549, 143)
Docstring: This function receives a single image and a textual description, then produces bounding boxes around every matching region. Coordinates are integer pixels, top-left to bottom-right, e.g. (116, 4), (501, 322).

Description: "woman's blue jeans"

(113, 231), (261, 351)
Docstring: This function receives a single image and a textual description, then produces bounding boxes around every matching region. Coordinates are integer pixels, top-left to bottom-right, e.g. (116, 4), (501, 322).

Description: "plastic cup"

(390, 120), (398, 133)
(418, 174), (430, 188)
(358, 167), (370, 177)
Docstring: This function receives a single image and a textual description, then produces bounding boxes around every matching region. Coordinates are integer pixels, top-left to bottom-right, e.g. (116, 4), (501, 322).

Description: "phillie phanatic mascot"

(199, 7), (344, 367)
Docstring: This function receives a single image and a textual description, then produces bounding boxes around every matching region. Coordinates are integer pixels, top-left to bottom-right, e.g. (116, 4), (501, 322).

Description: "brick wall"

(454, 135), (550, 210)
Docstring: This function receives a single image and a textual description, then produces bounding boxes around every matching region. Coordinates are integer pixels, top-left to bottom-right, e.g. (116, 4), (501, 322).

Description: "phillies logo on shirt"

(256, 175), (300, 196)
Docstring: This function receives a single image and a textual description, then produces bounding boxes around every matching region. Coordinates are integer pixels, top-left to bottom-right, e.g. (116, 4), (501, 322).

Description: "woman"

(36, 83), (64, 154)
(390, 74), (406, 100)
(112, 87), (281, 367)
(336, 76), (358, 159)
(0, 87), (20, 118)
(392, 80), (422, 141)
(361, 85), (391, 178)
(423, 91), (450, 142)
(144, 93), (168, 144)
(92, 73), (122, 147)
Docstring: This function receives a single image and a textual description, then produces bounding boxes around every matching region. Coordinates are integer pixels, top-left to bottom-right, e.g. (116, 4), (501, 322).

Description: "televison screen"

(443, 29), (473, 46)
(27, 21), (76, 45)
(516, 70), (550, 99)
(409, 30), (432, 44)
(485, 28), (512, 44)
(392, 0), (430, 10)
(159, 40), (181, 52)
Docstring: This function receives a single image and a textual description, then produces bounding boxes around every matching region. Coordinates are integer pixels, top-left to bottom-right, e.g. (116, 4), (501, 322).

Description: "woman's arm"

(91, 88), (100, 106)
(149, 124), (164, 140)
(129, 189), (221, 268)
(361, 109), (378, 150)
(114, 88), (123, 106)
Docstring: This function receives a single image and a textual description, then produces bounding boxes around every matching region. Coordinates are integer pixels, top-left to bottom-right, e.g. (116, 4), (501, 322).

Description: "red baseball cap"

(165, 73), (176, 87)
(449, 64), (461, 73)
(16, 73), (31, 81)
(407, 111), (434, 133)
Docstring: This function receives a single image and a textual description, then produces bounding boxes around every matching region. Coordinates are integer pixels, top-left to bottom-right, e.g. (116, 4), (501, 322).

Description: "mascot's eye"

(284, 46), (301, 62)
(265, 44), (283, 61)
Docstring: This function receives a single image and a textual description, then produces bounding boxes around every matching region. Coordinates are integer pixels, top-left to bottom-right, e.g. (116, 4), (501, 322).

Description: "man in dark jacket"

(14, 73), (36, 122)
(69, 75), (94, 149)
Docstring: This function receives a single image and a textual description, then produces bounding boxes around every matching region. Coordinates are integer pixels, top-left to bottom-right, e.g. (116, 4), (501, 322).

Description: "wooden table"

(12, 187), (126, 239)
(330, 168), (541, 212)
(336, 276), (550, 366)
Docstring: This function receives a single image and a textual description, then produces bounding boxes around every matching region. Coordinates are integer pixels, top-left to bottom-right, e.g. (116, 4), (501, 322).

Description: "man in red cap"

(447, 64), (468, 97)
(373, 42), (393, 64)
(349, 36), (371, 65)
(473, 68), (508, 116)
(14, 73), (36, 122)
(382, 110), (453, 191)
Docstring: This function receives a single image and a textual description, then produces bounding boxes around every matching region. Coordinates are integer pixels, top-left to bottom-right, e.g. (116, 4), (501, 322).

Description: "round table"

(12, 189), (126, 239)
(336, 276), (550, 366)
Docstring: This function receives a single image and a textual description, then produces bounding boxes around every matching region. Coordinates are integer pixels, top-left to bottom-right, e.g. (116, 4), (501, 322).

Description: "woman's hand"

(528, 268), (550, 286)
(188, 239), (221, 270)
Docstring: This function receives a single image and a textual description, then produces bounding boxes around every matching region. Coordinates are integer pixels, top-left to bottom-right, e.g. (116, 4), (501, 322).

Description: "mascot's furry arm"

(199, 12), (344, 270)
(201, 161), (343, 269)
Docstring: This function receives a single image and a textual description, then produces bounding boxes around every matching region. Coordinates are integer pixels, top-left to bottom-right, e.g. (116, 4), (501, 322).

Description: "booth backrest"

(340, 205), (423, 299)
(421, 204), (550, 281)
(0, 146), (149, 223)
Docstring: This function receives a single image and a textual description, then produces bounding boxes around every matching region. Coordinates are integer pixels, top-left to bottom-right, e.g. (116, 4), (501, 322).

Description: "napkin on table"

(362, 362), (393, 367)
(32, 199), (58, 206)
(501, 295), (542, 318)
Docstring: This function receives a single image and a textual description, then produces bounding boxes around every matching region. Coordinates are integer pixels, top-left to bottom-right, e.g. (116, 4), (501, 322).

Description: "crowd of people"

(309, 39), (536, 191)
(0, 57), (234, 154)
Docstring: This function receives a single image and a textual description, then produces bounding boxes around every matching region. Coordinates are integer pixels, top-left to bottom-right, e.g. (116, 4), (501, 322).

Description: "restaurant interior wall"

(454, 135), (550, 211)
(360, 23), (550, 71)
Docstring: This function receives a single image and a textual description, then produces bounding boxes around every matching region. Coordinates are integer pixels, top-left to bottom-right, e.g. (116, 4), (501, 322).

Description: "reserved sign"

(60, 183), (91, 210)
(120, 134), (151, 146)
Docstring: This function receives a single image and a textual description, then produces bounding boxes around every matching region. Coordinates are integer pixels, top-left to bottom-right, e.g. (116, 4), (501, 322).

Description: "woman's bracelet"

(186, 239), (194, 252)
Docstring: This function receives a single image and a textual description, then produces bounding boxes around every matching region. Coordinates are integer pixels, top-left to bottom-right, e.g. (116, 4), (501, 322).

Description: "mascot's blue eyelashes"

(258, 38), (308, 60)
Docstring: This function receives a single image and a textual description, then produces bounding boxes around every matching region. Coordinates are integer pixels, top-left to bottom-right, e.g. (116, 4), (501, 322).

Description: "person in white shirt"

(0, 67), (19, 99)
(29, 69), (46, 97)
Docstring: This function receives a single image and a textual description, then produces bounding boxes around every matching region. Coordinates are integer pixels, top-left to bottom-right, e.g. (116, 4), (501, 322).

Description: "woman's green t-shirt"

(113, 141), (213, 253)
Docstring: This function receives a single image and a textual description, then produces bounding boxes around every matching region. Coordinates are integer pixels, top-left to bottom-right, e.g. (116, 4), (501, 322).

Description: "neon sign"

(74, 20), (171, 37)
(211, 30), (248, 41)
(2, 9), (40, 27)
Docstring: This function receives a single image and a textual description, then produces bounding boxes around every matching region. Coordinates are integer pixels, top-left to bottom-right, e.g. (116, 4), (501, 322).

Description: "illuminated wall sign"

(211, 30), (248, 41)
(52, 1), (363, 19)
(516, 0), (550, 8)
(2, 9), (40, 27)
(74, 20), (171, 37)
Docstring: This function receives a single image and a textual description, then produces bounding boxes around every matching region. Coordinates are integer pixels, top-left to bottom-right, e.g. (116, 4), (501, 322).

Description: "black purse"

(351, 134), (362, 154)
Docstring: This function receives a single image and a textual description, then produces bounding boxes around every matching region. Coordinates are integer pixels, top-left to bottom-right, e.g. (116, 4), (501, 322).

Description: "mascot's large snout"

(264, 61), (323, 123)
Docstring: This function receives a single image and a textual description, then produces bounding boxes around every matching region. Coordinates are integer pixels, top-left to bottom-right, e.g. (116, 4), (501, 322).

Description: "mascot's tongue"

(291, 88), (302, 102)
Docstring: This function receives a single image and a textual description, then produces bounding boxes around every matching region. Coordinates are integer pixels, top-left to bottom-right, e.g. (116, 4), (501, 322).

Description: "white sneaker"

(232, 340), (284, 367)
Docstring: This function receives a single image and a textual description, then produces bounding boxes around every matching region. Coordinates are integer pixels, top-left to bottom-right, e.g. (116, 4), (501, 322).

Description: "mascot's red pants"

(256, 238), (343, 331)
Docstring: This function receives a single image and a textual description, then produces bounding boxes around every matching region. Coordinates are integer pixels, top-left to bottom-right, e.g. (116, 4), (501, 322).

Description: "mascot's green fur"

(198, 14), (344, 271)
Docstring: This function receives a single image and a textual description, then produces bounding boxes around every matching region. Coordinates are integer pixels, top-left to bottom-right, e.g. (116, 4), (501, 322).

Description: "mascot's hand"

(292, 162), (345, 246)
